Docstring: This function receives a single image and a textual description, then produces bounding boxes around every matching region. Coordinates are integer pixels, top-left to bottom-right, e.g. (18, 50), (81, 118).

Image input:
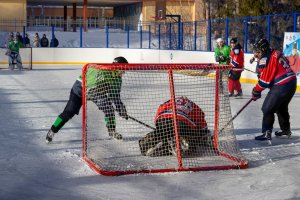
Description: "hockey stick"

(128, 115), (156, 130)
(244, 68), (257, 74)
(219, 98), (253, 133)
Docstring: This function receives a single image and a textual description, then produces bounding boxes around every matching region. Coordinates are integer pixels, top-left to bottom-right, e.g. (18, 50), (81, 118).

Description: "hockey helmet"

(253, 38), (270, 53)
(230, 38), (238, 44)
(113, 56), (128, 63)
(216, 38), (224, 43)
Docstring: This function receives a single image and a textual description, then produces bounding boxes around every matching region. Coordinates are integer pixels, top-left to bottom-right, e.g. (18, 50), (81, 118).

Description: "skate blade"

(254, 139), (272, 145)
(275, 135), (291, 139)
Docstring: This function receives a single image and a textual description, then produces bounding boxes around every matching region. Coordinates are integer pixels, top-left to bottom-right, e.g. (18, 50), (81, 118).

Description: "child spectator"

(33, 33), (40, 47)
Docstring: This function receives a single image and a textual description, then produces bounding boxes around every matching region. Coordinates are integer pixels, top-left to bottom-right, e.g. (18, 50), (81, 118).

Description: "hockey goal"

(0, 47), (32, 70)
(82, 63), (248, 176)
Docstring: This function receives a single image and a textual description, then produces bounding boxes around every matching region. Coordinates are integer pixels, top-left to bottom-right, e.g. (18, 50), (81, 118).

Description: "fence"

(1, 12), (299, 52)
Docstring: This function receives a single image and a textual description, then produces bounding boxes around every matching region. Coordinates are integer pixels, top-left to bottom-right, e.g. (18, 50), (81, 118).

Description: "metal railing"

(1, 12), (299, 52)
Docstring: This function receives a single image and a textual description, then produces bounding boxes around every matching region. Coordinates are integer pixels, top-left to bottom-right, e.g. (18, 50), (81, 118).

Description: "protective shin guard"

(51, 116), (66, 133)
(105, 116), (116, 133)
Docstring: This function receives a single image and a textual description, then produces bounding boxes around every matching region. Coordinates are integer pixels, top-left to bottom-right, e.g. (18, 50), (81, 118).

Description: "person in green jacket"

(7, 35), (24, 70)
(46, 56), (129, 143)
(214, 38), (230, 64)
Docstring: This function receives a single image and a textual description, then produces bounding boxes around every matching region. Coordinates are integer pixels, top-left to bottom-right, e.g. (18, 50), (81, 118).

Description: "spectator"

(16, 32), (23, 43)
(32, 33), (40, 47)
(40, 34), (49, 47)
(50, 35), (59, 47)
(24, 33), (30, 47)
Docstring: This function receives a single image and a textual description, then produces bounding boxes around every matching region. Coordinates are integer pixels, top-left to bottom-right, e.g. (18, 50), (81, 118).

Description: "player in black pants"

(251, 38), (297, 144)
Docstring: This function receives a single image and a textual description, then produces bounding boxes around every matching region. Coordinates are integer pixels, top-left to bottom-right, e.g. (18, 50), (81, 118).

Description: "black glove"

(219, 55), (225, 62)
(249, 57), (255, 64)
(257, 73), (261, 79)
(252, 87), (261, 101)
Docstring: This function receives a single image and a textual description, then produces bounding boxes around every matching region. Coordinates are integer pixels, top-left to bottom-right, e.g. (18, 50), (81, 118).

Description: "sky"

(0, 31), (300, 200)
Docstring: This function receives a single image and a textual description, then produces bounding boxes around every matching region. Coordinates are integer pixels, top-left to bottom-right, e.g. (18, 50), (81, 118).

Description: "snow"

(0, 29), (300, 199)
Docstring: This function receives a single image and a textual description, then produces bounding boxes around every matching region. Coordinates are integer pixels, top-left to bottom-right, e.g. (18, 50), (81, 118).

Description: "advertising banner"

(283, 32), (300, 75)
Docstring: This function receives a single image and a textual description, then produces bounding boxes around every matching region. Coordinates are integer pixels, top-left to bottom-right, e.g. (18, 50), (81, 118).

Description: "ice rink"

(0, 65), (300, 200)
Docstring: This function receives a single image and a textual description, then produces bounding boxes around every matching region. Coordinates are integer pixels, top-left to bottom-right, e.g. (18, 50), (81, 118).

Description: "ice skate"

(228, 93), (234, 97)
(235, 91), (243, 98)
(275, 130), (292, 138)
(255, 130), (272, 145)
(46, 129), (55, 143)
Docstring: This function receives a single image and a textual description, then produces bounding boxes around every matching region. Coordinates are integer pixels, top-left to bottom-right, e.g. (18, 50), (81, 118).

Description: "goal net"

(82, 63), (248, 176)
(0, 47), (32, 70)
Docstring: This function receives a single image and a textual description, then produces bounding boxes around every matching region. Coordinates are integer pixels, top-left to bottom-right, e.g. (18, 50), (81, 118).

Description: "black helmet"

(230, 38), (238, 44)
(113, 56), (128, 63)
(253, 38), (270, 53)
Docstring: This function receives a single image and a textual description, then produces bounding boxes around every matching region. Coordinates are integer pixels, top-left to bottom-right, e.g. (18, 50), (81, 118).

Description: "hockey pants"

(261, 79), (296, 133)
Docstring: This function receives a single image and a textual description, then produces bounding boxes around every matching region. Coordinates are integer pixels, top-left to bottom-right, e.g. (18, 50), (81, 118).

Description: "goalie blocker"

(139, 96), (212, 157)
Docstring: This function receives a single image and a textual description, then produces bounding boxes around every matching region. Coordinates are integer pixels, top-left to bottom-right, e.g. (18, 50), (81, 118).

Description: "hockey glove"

(249, 57), (255, 64)
(219, 55), (225, 62)
(252, 87), (261, 101)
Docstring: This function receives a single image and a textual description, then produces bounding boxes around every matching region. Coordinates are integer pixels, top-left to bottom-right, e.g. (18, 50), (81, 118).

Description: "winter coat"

(40, 37), (49, 47)
(33, 36), (40, 47)
(50, 38), (59, 47)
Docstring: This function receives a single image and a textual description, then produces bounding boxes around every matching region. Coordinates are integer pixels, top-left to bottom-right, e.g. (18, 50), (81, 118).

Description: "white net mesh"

(82, 63), (248, 175)
(0, 47), (32, 70)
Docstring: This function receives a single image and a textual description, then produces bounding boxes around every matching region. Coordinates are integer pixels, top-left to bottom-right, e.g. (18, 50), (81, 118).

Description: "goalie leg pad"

(139, 131), (173, 157)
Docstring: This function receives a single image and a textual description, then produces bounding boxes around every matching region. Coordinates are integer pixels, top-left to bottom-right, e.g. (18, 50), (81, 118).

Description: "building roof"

(27, 0), (143, 7)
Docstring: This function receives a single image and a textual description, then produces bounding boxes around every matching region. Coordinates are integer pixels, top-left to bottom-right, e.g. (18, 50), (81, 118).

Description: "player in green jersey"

(6, 35), (24, 70)
(214, 38), (230, 65)
(46, 56), (128, 143)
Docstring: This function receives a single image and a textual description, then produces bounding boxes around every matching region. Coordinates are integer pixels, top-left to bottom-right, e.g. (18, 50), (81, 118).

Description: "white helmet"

(216, 38), (224, 43)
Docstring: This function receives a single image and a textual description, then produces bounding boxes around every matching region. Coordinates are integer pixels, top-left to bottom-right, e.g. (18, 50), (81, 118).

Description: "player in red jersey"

(251, 38), (297, 143)
(139, 96), (211, 156)
(228, 38), (244, 97)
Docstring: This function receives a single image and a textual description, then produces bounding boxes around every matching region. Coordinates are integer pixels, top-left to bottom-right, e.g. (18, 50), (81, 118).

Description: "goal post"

(82, 63), (248, 176)
(0, 47), (32, 70)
